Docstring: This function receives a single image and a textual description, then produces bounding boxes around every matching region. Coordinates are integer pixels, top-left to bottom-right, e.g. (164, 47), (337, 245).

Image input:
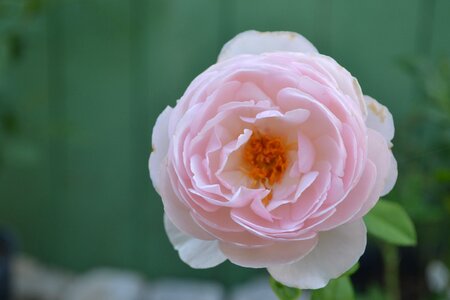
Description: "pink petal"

(354, 129), (393, 218)
(268, 219), (366, 289)
(164, 215), (226, 268)
(296, 131), (315, 174)
(162, 168), (214, 240)
(381, 150), (397, 196)
(313, 160), (377, 231)
(219, 236), (317, 268)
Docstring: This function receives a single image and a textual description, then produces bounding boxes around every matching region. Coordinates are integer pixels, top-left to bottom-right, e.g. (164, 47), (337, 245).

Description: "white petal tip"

(218, 30), (318, 62)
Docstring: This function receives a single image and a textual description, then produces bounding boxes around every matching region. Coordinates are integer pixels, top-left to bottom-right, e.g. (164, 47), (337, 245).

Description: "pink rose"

(149, 31), (397, 289)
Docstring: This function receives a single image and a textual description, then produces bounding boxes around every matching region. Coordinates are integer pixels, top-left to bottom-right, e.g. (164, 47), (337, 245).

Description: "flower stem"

(382, 243), (401, 300)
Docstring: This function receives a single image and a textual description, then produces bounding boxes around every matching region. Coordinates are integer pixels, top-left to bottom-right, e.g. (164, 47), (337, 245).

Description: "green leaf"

(311, 276), (355, 300)
(269, 277), (302, 300)
(364, 199), (417, 246)
(359, 285), (386, 300)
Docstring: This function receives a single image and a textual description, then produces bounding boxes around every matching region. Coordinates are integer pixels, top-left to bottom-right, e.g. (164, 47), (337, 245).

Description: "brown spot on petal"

(287, 32), (297, 40)
(368, 101), (387, 122)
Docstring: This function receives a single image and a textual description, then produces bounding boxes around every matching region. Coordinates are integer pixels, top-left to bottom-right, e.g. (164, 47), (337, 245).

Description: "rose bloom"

(149, 31), (397, 289)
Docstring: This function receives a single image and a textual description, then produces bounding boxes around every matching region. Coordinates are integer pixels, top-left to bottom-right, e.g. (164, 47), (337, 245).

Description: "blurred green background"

(0, 0), (449, 298)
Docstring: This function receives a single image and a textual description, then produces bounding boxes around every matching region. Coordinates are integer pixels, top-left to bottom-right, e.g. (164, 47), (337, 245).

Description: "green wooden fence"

(0, 0), (448, 285)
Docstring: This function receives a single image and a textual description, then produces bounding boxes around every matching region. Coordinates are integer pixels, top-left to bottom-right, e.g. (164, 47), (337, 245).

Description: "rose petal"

(149, 51), (396, 277)
(163, 166), (214, 240)
(381, 150), (398, 196)
(219, 236), (318, 268)
(354, 129), (393, 218)
(218, 30), (318, 62)
(296, 131), (315, 174)
(314, 135), (346, 177)
(191, 210), (273, 246)
(313, 160), (377, 231)
(314, 56), (367, 117)
(149, 106), (173, 193)
(365, 95), (394, 142)
(267, 219), (366, 289)
(164, 215), (227, 269)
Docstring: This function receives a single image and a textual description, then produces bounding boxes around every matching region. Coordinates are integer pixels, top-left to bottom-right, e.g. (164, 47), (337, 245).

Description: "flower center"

(242, 130), (288, 205)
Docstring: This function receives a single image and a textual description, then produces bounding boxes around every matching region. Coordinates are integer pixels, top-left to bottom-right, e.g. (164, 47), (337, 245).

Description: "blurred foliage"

(359, 285), (387, 300)
(0, 0), (46, 171)
(326, 54), (450, 300)
(394, 55), (450, 261)
(0, 0), (47, 64)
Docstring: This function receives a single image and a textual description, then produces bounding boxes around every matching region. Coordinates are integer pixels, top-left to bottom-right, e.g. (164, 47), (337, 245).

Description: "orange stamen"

(262, 190), (273, 207)
(242, 130), (288, 206)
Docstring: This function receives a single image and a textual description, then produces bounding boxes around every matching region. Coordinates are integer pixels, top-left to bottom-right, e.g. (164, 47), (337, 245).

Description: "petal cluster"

(149, 31), (397, 289)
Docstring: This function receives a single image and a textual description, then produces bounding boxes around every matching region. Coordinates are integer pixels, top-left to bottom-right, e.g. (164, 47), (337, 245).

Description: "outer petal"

(364, 96), (397, 196)
(381, 150), (398, 196)
(162, 165), (214, 240)
(267, 219), (366, 289)
(218, 30), (318, 62)
(218, 236), (318, 268)
(164, 215), (227, 269)
(364, 95), (394, 142)
(354, 129), (395, 218)
(149, 106), (173, 193)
